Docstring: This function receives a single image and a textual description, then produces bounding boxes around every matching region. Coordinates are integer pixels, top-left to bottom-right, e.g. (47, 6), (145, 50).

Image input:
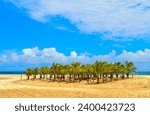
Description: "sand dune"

(0, 74), (150, 98)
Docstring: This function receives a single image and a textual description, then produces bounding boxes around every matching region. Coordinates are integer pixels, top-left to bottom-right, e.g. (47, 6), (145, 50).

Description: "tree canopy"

(25, 61), (136, 84)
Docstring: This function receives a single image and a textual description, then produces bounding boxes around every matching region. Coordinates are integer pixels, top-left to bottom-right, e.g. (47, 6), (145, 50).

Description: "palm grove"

(25, 61), (136, 84)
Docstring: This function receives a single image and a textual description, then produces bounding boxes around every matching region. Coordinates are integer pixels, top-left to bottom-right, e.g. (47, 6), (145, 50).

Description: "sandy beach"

(0, 74), (150, 98)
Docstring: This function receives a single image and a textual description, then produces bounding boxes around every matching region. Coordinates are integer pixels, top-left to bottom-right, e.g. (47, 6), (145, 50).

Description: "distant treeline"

(25, 61), (136, 84)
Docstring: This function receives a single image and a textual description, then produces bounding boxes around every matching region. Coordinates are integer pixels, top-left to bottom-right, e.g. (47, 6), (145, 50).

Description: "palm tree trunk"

(103, 74), (105, 83)
(27, 76), (29, 80)
(74, 74), (76, 82)
(105, 74), (107, 82)
(40, 74), (42, 80)
(49, 75), (52, 80)
(87, 74), (90, 84)
(116, 74), (118, 80)
(54, 74), (56, 81)
(110, 74), (113, 82)
(97, 75), (100, 84)
(69, 74), (71, 82)
(122, 74), (125, 79)
(63, 75), (65, 81)
(33, 75), (36, 80)
(127, 73), (129, 78)
(78, 74), (81, 82)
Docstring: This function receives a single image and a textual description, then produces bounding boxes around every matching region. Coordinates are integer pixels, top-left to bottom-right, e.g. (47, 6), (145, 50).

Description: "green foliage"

(25, 61), (136, 81)
(32, 67), (38, 75)
(25, 68), (33, 80)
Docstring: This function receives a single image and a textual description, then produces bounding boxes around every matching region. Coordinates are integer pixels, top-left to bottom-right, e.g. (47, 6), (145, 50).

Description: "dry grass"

(0, 74), (150, 98)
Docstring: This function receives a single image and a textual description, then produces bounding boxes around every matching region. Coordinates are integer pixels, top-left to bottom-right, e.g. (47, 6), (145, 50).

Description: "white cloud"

(0, 47), (150, 71)
(10, 53), (19, 62)
(7, 0), (150, 40)
(41, 48), (67, 63)
(70, 51), (77, 58)
(22, 46), (39, 57)
(0, 55), (7, 63)
(117, 49), (150, 62)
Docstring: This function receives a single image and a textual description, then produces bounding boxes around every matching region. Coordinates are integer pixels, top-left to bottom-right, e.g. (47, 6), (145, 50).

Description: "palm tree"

(106, 63), (115, 82)
(50, 63), (62, 81)
(48, 67), (52, 81)
(69, 62), (81, 82)
(25, 68), (33, 80)
(84, 64), (93, 83)
(55, 64), (64, 82)
(39, 66), (49, 80)
(101, 62), (109, 83)
(125, 61), (136, 78)
(32, 67), (38, 80)
(38, 68), (43, 80)
(65, 64), (72, 82)
(60, 64), (67, 82)
(78, 64), (86, 82)
(40, 67), (45, 80)
(92, 61), (99, 83)
(44, 66), (49, 80)
(92, 61), (107, 84)
(120, 64), (126, 79)
(114, 62), (121, 80)
(25, 61), (136, 84)
(93, 61), (108, 83)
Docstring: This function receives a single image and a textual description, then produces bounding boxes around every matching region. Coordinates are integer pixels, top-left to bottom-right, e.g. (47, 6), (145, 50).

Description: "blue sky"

(0, 0), (150, 71)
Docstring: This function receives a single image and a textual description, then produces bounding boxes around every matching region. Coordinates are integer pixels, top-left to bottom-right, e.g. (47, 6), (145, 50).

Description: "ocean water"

(0, 71), (25, 74)
(135, 71), (150, 76)
(0, 71), (150, 75)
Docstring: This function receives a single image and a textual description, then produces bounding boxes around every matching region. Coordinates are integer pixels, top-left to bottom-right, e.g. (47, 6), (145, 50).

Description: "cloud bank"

(0, 47), (150, 71)
(6, 0), (150, 40)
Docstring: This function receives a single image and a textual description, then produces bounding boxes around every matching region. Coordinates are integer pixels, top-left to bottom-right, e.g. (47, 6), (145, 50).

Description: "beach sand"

(0, 74), (150, 98)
